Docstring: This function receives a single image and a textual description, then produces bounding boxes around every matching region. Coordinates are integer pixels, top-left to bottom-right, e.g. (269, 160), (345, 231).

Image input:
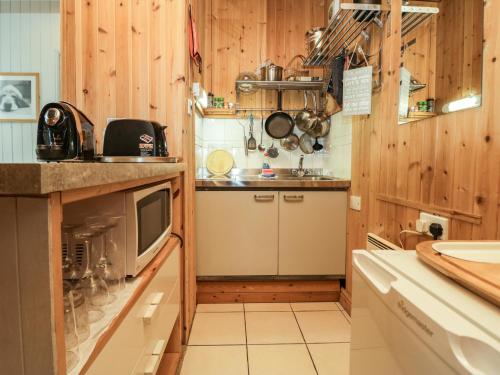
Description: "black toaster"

(103, 119), (169, 157)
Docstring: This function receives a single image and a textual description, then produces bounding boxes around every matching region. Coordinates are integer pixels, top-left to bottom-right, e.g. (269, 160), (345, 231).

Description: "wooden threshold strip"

(376, 194), (482, 225)
(197, 280), (340, 304)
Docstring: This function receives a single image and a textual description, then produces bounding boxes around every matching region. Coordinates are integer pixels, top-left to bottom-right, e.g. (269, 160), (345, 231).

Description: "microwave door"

(126, 182), (172, 276)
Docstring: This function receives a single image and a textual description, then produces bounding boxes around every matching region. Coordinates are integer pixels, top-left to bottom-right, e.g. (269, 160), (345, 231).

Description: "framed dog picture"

(0, 72), (40, 122)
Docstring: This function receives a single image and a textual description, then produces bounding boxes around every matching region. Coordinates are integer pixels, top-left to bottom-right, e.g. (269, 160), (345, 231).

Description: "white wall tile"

(197, 112), (352, 178)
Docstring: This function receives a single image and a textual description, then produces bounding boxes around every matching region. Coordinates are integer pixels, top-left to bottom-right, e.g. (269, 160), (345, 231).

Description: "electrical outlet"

(350, 196), (361, 211)
(418, 212), (449, 240)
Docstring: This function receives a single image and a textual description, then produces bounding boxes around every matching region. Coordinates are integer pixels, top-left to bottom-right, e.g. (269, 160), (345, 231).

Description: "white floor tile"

(196, 303), (244, 312)
(188, 312), (246, 345)
(245, 303), (291, 312)
(248, 344), (316, 375)
(291, 302), (339, 311)
(180, 345), (248, 375)
(309, 343), (350, 375)
(246, 312), (303, 344)
(295, 311), (351, 343)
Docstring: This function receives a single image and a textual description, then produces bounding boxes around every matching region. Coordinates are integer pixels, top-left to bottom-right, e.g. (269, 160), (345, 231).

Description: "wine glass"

(73, 227), (107, 322)
(62, 225), (82, 283)
(87, 216), (125, 295)
(64, 289), (80, 372)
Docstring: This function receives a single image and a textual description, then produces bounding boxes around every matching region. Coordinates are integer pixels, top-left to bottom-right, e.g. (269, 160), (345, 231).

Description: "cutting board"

(416, 241), (500, 307)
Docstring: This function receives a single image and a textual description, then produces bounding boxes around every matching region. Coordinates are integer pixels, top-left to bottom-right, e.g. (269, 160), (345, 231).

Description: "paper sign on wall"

(342, 66), (373, 116)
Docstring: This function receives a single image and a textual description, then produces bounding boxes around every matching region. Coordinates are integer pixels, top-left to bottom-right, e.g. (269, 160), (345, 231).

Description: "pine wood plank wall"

(346, 0), (500, 297)
(200, 0), (326, 109)
(61, 0), (188, 158)
(61, 0), (197, 340)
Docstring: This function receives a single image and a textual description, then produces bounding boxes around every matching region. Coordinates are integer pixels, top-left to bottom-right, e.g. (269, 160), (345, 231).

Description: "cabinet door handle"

(283, 194), (304, 202)
(254, 194), (275, 202)
(144, 340), (167, 375)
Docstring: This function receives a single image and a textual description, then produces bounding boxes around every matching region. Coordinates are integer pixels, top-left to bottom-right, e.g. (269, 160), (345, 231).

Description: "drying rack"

(304, 3), (387, 68)
(401, 5), (439, 38)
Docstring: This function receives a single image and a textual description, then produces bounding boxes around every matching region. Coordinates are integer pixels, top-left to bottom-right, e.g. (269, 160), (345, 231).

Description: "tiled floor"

(180, 302), (351, 375)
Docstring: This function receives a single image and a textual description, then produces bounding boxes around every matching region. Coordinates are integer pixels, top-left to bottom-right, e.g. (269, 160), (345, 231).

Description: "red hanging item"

(188, 4), (202, 73)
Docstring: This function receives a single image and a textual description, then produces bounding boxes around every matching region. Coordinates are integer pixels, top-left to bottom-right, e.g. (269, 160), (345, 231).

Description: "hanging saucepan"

(295, 91), (316, 133)
(299, 133), (314, 155)
(265, 91), (294, 139)
(280, 133), (299, 151)
(307, 112), (331, 138)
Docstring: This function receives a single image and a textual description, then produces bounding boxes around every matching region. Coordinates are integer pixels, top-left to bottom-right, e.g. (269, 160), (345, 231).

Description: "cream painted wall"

(0, 0), (60, 163)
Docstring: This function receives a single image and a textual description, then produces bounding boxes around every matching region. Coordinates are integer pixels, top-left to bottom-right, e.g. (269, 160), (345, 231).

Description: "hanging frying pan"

(265, 91), (294, 139)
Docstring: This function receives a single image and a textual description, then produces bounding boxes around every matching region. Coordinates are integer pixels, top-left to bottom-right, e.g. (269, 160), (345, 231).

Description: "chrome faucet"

(297, 155), (305, 177)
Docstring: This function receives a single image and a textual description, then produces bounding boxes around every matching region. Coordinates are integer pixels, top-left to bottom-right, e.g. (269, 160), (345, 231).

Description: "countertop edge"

(0, 162), (186, 196)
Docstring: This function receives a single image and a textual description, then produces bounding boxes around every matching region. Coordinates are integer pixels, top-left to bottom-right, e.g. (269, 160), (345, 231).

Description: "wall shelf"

(235, 80), (325, 93)
(304, 3), (387, 68)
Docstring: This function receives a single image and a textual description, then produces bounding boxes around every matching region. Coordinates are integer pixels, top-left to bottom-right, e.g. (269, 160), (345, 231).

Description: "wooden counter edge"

(79, 237), (181, 374)
(62, 173), (181, 204)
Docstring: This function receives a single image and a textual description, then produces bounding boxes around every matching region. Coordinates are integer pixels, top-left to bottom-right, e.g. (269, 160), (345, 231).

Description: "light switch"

(350, 195), (361, 211)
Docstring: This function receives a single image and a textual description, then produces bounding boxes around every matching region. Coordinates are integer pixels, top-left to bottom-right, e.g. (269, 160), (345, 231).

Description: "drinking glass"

(64, 289), (80, 372)
(62, 224), (81, 283)
(73, 227), (107, 322)
(64, 282), (90, 344)
(87, 216), (125, 295)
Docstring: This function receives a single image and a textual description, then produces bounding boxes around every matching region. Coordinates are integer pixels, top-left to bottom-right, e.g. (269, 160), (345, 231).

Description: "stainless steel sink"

(274, 176), (337, 181)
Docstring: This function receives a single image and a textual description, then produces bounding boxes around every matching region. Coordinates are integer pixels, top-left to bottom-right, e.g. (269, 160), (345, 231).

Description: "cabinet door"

(196, 191), (279, 276)
(278, 191), (347, 275)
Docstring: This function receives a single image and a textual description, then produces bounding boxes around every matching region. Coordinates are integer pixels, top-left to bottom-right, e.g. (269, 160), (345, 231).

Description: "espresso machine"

(36, 101), (96, 161)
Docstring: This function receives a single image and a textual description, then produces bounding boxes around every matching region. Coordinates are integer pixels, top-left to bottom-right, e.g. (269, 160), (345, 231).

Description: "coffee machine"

(36, 101), (96, 161)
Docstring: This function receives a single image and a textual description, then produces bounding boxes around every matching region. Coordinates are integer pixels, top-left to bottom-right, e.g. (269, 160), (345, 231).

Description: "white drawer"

(87, 245), (180, 375)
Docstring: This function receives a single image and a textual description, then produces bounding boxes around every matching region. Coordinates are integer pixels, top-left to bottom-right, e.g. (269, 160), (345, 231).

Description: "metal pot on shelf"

(260, 64), (283, 81)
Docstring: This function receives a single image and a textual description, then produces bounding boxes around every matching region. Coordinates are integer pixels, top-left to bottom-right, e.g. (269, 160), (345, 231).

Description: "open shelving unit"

(233, 80), (327, 114)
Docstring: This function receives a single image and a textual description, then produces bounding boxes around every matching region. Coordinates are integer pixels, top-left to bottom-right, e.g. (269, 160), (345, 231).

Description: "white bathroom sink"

(432, 242), (500, 264)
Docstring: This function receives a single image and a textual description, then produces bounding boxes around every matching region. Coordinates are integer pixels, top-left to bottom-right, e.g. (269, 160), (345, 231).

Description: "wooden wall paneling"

(471, 0), (500, 240)
(0, 198), (24, 374)
(130, 0), (149, 120)
(419, 117), (436, 204)
(115, 0), (132, 118)
(97, 0), (116, 129)
(81, 0), (99, 136)
(432, 113), (456, 208)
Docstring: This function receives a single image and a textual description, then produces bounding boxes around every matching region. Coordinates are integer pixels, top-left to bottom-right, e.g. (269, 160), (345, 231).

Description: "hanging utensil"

(266, 140), (279, 159)
(312, 138), (323, 152)
(247, 114), (257, 151)
(265, 91), (294, 139)
(299, 133), (314, 155)
(258, 110), (266, 152)
(295, 91), (316, 133)
(280, 133), (299, 151)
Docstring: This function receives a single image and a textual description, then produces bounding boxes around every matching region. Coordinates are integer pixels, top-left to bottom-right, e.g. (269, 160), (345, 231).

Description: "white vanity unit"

(196, 190), (347, 277)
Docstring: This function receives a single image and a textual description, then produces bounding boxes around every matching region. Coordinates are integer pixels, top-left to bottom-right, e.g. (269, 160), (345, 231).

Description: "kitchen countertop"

(196, 175), (351, 190)
(0, 162), (186, 195)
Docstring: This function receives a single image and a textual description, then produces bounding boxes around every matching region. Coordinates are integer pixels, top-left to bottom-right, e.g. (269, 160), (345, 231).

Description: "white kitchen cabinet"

(278, 191), (347, 275)
(196, 191), (279, 276)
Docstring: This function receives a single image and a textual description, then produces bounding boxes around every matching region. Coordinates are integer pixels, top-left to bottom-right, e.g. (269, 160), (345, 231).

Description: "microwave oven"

(125, 181), (173, 276)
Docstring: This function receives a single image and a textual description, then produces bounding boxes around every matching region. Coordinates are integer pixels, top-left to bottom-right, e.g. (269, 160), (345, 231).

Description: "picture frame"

(0, 72), (40, 122)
